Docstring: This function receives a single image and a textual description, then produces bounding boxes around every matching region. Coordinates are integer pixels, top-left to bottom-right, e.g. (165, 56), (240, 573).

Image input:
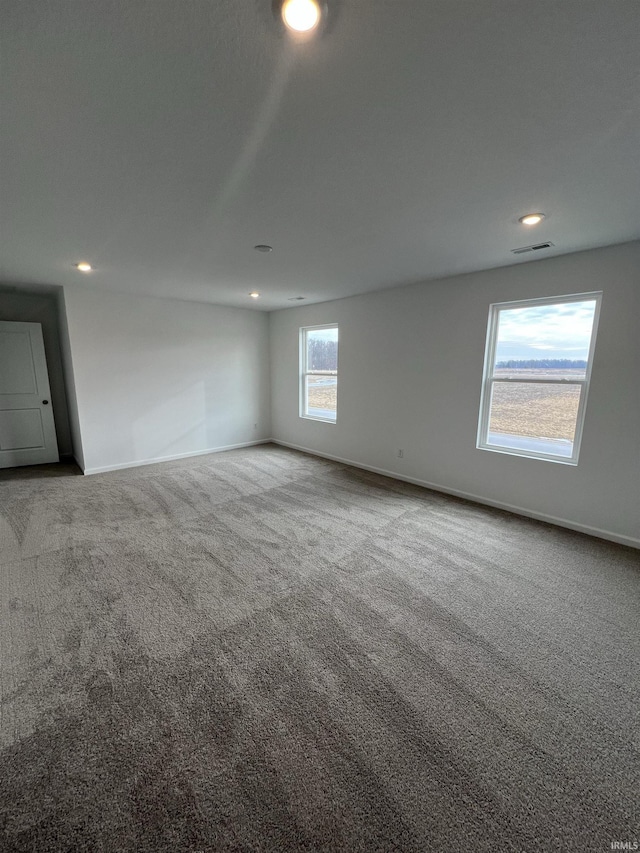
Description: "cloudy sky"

(308, 327), (338, 343)
(495, 299), (598, 361)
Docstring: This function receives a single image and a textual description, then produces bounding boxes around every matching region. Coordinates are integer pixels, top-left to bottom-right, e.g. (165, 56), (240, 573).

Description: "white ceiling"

(2, 0), (639, 311)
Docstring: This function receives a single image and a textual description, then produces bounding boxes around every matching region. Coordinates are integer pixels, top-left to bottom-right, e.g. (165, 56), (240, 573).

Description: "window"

(477, 293), (601, 464)
(300, 325), (338, 422)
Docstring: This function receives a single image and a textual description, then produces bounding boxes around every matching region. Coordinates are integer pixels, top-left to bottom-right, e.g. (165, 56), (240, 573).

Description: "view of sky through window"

(495, 300), (597, 363)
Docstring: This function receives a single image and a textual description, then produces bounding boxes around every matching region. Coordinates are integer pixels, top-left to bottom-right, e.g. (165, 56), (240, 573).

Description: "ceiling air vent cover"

(511, 242), (555, 255)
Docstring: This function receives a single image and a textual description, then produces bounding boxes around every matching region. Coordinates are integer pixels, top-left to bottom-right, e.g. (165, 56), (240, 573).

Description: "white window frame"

(300, 324), (338, 423)
(477, 291), (602, 465)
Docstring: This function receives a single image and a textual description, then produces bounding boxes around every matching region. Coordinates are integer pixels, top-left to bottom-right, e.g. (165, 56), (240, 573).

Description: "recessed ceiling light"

(519, 213), (545, 226)
(280, 0), (322, 32)
(74, 262), (93, 272)
(254, 244), (273, 253)
(249, 292), (261, 298)
(288, 296), (306, 301)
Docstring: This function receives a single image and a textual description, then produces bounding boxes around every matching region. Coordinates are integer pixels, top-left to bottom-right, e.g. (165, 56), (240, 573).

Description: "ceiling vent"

(511, 242), (555, 255)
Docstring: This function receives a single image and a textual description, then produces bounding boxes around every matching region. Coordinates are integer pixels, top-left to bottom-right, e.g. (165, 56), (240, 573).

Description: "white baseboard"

(82, 439), (272, 476)
(271, 439), (640, 550)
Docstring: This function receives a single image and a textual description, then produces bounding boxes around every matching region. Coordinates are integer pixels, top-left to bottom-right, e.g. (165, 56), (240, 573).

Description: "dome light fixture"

(249, 291), (261, 299)
(281, 0), (321, 32)
(519, 213), (545, 226)
(74, 262), (93, 272)
(254, 244), (273, 253)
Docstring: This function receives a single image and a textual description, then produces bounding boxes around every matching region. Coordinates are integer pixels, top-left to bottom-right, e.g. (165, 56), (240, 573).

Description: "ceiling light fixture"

(249, 292), (261, 298)
(280, 0), (322, 32)
(74, 262), (93, 272)
(519, 213), (545, 226)
(254, 244), (273, 253)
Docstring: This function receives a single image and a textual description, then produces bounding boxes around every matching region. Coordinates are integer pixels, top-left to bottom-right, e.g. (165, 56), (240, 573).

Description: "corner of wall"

(56, 288), (86, 472)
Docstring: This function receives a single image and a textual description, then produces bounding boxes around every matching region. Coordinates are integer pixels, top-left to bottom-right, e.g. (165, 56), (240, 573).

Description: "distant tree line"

(309, 339), (338, 371)
(496, 359), (587, 369)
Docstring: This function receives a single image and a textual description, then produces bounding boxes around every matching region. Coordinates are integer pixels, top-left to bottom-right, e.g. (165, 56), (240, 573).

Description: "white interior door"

(0, 321), (59, 468)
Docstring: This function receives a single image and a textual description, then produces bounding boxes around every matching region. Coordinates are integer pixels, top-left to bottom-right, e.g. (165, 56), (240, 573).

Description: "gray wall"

(270, 241), (640, 547)
(0, 288), (73, 457)
(63, 285), (271, 474)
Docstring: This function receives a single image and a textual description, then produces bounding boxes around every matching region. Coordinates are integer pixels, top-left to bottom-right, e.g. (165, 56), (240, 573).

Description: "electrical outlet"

(397, 449), (404, 458)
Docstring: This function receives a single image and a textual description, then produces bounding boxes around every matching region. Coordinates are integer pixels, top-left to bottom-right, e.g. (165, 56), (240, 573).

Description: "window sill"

(300, 414), (337, 424)
(477, 436), (578, 465)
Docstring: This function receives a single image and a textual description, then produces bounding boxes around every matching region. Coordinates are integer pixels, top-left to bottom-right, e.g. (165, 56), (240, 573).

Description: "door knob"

(42, 400), (49, 405)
